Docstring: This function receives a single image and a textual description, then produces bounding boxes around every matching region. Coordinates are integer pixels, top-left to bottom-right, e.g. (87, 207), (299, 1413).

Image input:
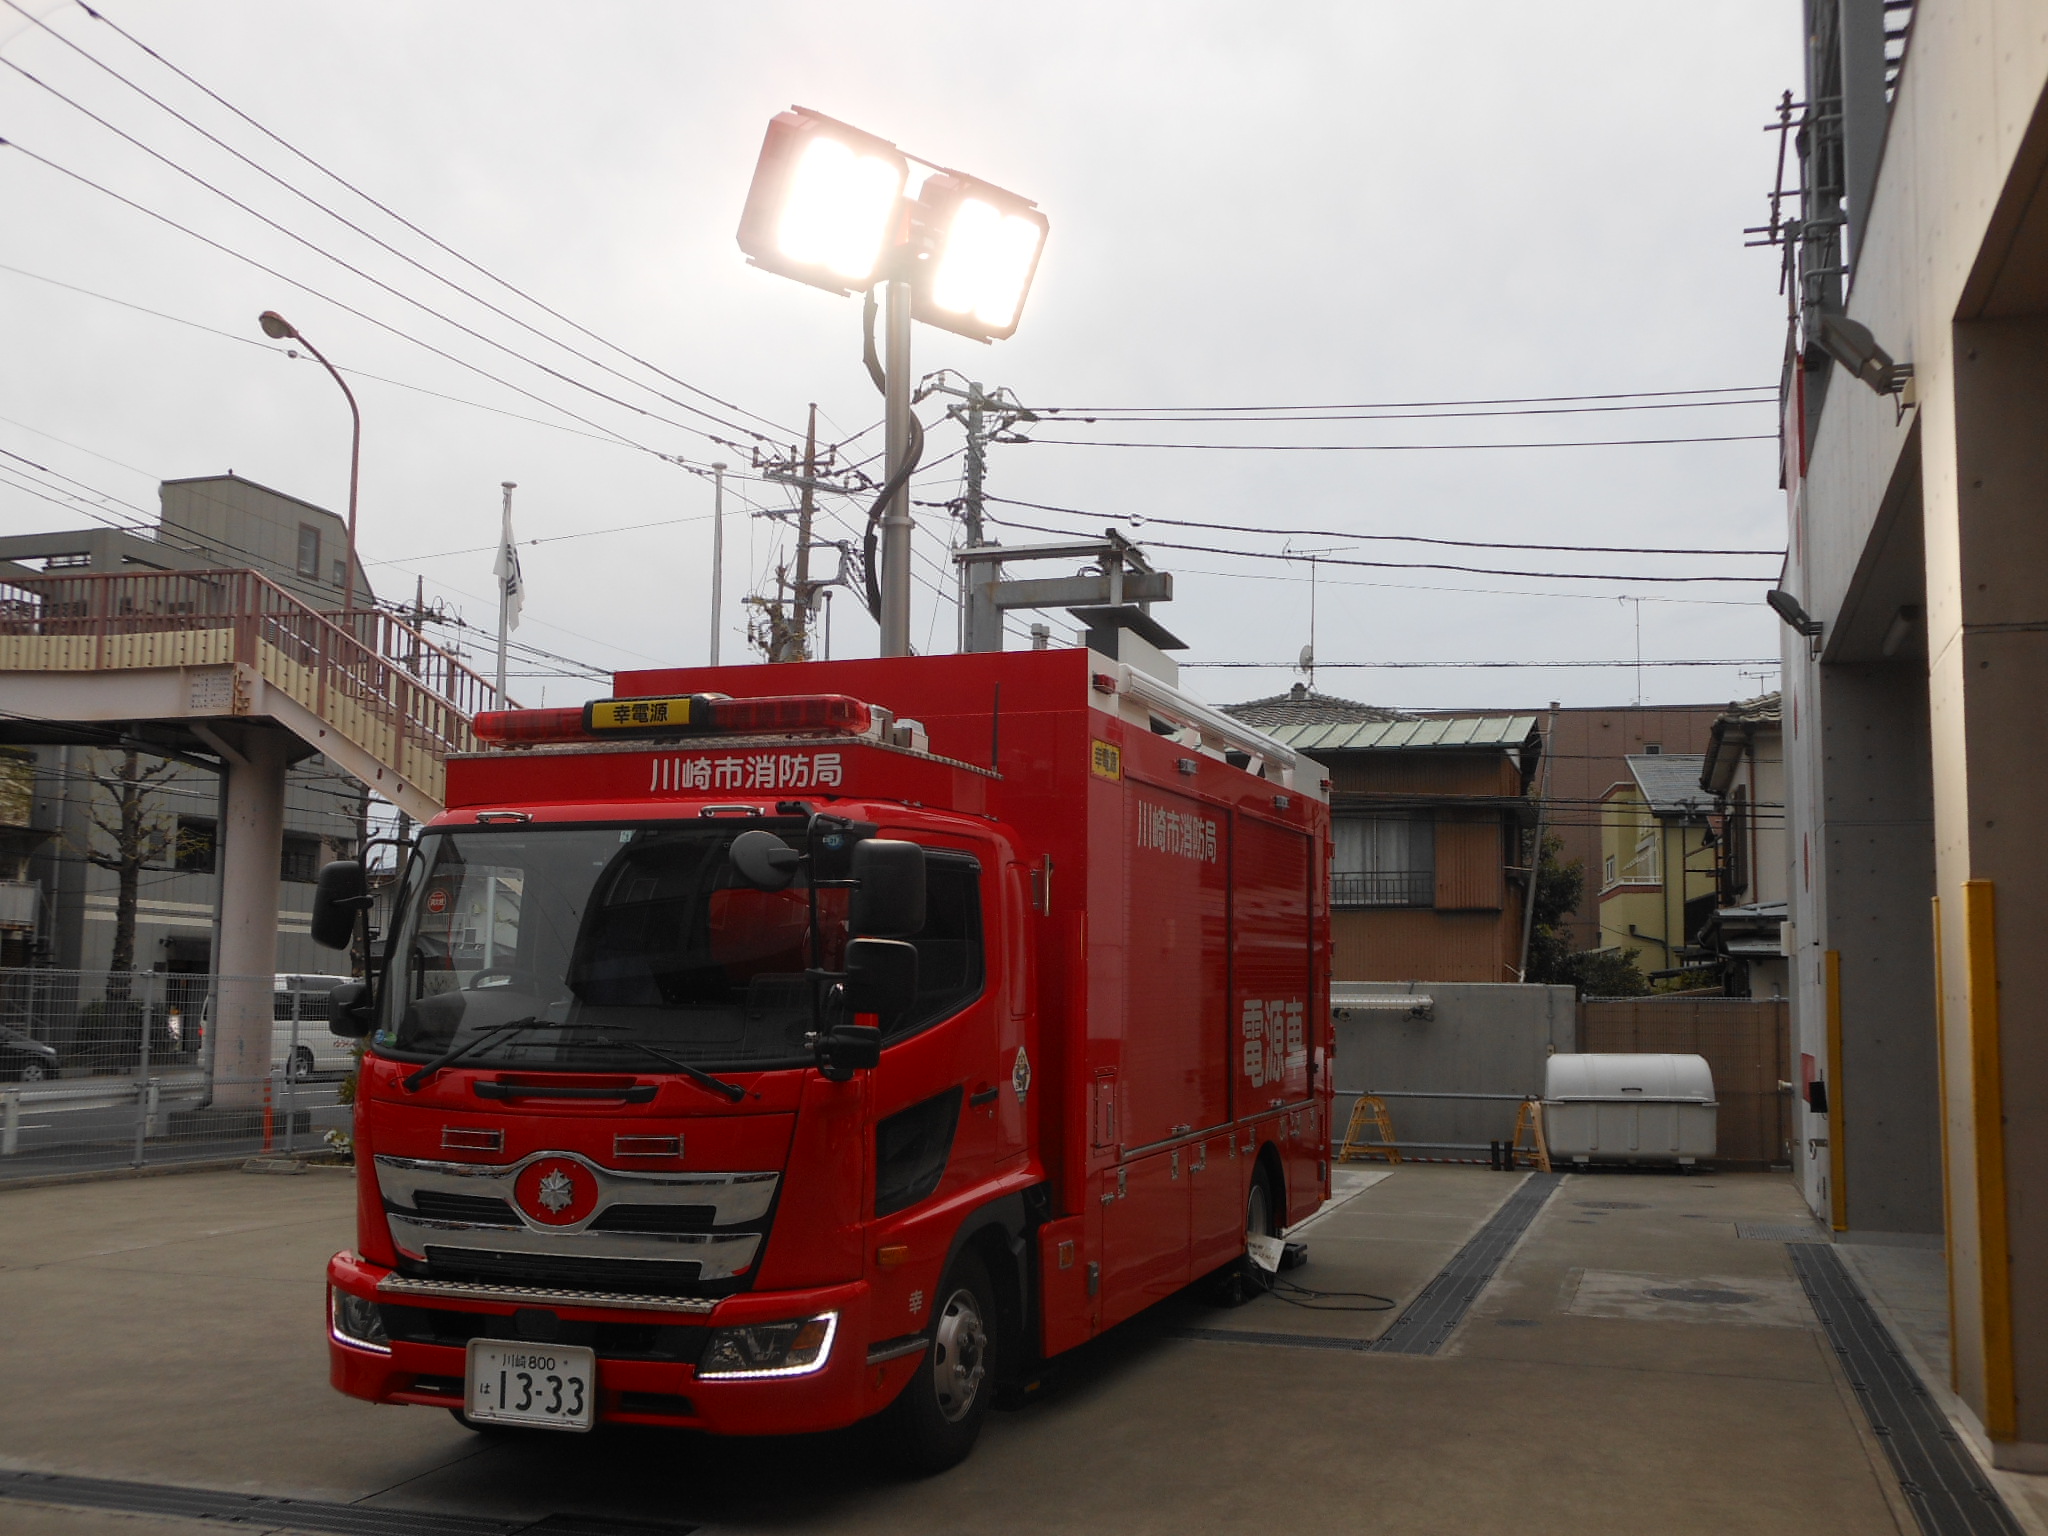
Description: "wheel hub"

(930, 1286), (987, 1423)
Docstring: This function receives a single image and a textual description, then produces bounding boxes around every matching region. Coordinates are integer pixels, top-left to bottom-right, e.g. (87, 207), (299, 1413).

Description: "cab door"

(868, 838), (1001, 1212)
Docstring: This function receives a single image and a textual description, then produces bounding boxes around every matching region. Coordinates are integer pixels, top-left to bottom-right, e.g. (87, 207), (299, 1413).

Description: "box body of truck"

(326, 647), (1330, 1445)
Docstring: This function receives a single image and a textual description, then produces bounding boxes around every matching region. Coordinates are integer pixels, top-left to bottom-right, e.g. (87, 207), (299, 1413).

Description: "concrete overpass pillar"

(209, 725), (289, 1108)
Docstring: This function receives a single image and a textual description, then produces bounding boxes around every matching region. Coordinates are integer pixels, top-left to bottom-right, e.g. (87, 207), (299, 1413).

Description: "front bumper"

(326, 1251), (916, 1436)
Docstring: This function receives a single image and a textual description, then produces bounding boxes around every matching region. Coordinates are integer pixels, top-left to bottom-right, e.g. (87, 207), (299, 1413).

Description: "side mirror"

(730, 829), (801, 891)
(311, 861), (370, 950)
(327, 980), (374, 1039)
(850, 840), (926, 937)
(844, 937), (919, 1029)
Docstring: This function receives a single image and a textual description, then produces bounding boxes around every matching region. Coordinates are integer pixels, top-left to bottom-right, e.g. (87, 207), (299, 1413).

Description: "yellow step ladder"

(1508, 1098), (1552, 1172)
(1337, 1094), (1402, 1165)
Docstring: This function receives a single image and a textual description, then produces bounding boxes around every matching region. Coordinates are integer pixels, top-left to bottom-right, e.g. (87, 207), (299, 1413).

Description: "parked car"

(1, 1024), (60, 1083)
(272, 975), (357, 1081)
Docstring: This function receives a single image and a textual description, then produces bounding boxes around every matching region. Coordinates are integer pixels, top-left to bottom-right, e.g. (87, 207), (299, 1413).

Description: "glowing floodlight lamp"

(916, 173), (1048, 341)
(737, 109), (908, 293)
(735, 107), (1051, 659)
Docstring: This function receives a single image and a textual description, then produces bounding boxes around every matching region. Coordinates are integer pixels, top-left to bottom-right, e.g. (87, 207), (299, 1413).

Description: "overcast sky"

(0, 1), (1802, 715)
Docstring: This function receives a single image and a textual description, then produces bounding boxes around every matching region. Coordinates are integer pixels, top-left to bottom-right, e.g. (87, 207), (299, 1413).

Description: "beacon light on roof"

(914, 172), (1048, 341)
(736, 109), (909, 294)
(473, 694), (877, 746)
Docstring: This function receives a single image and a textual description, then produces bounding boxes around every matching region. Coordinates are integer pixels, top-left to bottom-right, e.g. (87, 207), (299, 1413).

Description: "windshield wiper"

(570, 1032), (748, 1103)
(402, 1018), (748, 1103)
(402, 1017), (544, 1092)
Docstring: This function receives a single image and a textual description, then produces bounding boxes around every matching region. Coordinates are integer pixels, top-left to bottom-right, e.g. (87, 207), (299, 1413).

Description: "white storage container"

(1542, 1053), (1717, 1166)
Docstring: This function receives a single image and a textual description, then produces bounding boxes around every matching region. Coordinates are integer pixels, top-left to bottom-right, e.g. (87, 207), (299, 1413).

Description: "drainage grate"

(1790, 1245), (2022, 1536)
(1738, 1221), (1831, 1242)
(0, 1470), (699, 1536)
(1369, 1172), (1562, 1356)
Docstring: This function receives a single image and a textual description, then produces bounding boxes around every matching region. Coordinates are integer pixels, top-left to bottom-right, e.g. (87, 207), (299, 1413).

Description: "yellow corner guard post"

(1825, 950), (1847, 1231)
(1963, 879), (2016, 1442)
(1932, 896), (1960, 1391)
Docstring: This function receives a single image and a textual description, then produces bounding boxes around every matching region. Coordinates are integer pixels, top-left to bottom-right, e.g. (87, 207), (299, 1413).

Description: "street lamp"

(258, 310), (362, 619)
(736, 107), (1048, 657)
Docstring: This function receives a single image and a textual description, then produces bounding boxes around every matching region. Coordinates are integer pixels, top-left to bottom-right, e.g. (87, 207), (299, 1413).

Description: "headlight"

(329, 1287), (390, 1353)
(697, 1312), (836, 1379)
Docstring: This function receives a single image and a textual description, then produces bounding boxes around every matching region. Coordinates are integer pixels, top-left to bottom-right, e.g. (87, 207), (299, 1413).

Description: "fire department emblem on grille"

(513, 1156), (599, 1226)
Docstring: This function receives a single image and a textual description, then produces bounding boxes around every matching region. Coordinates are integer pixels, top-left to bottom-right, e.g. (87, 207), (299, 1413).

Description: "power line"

(978, 510), (1775, 584)
(44, 0), (799, 442)
(1019, 433), (1779, 452)
(0, 268), (826, 491)
(0, 136), (701, 463)
(965, 493), (1784, 559)
(1028, 385), (1779, 413)
(0, 76), (769, 458)
(1185, 658), (1780, 670)
(1033, 399), (1777, 425)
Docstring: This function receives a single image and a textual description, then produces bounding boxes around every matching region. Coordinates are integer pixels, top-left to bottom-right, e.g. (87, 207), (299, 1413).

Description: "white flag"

(494, 491), (523, 632)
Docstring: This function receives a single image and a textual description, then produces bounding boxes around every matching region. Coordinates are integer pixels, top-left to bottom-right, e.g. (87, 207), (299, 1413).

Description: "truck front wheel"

(880, 1252), (994, 1475)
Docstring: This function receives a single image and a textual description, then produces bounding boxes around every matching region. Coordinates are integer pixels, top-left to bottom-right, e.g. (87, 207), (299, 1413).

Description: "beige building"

(1593, 755), (1716, 979)
(1696, 695), (1788, 998)
(1771, 0), (2048, 1469)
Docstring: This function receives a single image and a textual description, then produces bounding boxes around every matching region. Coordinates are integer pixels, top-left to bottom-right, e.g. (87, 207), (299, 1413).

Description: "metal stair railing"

(0, 568), (496, 801)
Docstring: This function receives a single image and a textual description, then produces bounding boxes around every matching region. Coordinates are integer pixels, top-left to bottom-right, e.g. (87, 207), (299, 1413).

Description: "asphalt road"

(0, 1161), (1968, 1536)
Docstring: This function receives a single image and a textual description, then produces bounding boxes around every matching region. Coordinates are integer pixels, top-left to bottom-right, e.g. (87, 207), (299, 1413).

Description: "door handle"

(969, 1085), (999, 1107)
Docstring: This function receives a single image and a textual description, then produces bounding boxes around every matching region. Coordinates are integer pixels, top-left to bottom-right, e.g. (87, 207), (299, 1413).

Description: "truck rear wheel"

(880, 1252), (994, 1475)
(1205, 1166), (1282, 1306)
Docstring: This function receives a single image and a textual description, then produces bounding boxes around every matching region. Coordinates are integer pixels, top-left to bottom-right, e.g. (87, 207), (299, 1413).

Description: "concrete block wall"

(1332, 981), (1575, 1158)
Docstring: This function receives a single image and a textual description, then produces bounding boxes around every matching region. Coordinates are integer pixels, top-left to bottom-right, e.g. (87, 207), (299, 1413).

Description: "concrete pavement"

(0, 1161), (2024, 1534)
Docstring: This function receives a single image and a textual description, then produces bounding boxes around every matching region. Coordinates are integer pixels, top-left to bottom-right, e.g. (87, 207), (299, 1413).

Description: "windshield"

(375, 824), (983, 1073)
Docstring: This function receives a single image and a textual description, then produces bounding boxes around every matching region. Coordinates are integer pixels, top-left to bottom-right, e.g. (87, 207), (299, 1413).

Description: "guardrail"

(0, 969), (355, 1178)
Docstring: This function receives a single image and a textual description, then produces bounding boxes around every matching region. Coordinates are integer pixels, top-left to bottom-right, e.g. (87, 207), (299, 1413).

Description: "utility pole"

(787, 405), (818, 663)
(493, 481), (517, 706)
(749, 403), (860, 664)
(920, 374), (1036, 651)
(919, 374), (1036, 551)
(709, 463), (726, 667)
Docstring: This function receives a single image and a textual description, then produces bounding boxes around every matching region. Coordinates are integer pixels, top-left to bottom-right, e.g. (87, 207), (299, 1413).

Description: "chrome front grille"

(375, 1153), (777, 1283)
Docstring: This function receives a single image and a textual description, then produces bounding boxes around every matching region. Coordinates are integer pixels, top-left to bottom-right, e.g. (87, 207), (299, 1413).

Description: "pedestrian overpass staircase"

(0, 567), (496, 820)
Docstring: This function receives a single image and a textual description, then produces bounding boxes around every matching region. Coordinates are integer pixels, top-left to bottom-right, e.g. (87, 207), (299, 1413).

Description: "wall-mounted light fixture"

(1766, 588), (1824, 653)
(1816, 312), (1914, 399)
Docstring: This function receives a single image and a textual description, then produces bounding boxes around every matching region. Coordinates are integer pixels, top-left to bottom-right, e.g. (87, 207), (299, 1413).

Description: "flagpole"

(494, 481), (516, 705)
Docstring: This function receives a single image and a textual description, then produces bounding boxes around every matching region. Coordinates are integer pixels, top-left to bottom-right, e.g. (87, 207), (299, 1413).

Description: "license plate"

(465, 1339), (596, 1432)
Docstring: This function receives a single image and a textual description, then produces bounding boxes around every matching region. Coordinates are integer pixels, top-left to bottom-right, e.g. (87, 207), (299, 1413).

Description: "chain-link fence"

(0, 968), (357, 1180)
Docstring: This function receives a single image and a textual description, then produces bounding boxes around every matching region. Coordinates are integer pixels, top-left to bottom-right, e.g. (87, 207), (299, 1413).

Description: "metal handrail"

(0, 567), (496, 762)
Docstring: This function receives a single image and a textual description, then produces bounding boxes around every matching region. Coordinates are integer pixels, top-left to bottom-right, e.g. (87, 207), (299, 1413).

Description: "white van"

(272, 974), (358, 1080)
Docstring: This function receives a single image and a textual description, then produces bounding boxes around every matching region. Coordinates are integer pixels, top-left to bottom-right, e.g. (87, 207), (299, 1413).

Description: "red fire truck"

(315, 647), (1331, 1470)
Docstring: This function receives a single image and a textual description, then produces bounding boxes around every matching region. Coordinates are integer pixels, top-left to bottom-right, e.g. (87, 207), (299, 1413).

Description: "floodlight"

(1815, 312), (1912, 396)
(914, 173), (1048, 341)
(736, 109), (908, 293)
(1765, 588), (1822, 638)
